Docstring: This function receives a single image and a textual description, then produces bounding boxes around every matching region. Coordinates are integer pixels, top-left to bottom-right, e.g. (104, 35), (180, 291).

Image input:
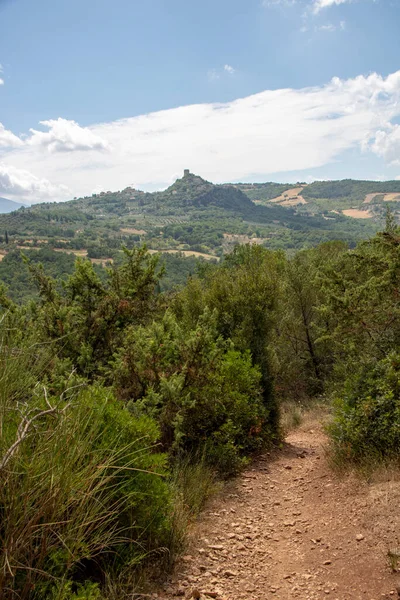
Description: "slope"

(159, 420), (400, 600)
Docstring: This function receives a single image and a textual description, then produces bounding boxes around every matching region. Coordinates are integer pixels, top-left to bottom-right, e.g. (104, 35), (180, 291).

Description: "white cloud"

(224, 64), (236, 75)
(313, 0), (351, 13)
(208, 65), (236, 81)
(0, 123), (23, 148)
(371, 125), (400, 166)
(2, 70), (400, 203)
(316, 23), (337, 30)
(0, 163), (70, 202)
(0, 63), (4, 86)
(262, 0), (297, 6)
(315, 21), (345, 31)
(27, 118), (110, 153)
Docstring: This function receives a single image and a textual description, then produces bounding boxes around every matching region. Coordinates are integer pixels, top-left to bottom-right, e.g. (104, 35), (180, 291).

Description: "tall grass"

(0, 316), (172, 599)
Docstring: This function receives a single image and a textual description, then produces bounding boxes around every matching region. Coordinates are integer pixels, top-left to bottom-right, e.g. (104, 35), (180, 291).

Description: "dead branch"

(0, 386), (72, 472)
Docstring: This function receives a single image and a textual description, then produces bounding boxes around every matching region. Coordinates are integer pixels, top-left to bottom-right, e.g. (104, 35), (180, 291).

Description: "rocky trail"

(157, 420), (400, 600)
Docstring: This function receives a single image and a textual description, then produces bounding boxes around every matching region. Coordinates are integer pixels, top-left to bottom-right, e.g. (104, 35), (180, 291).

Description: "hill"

(2, 170), (400, 302)
(0, 197), (25, 213)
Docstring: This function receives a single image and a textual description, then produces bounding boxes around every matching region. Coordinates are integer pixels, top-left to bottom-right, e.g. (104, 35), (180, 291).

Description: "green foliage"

(174, 244), (283, 431)
(0, 323), (172, 599)
(4, 192), (400, 597)
(302, 179), (400, 201)
(113, 309), (269, 476)
(329, 354), (400, 461)
(317, 227), (400, 463)
(273, 241), (347, 400)
(23, 246), (162, 378)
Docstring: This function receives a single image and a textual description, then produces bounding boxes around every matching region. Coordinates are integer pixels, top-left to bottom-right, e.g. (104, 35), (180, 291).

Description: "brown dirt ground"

(342, 209), (373, 219)
(158, 421), (400, 600)
(120, 227), (147, 235)
(147, 249), (218, 260)
(363, 193), (400, 204)
(269, 187), (307, 206)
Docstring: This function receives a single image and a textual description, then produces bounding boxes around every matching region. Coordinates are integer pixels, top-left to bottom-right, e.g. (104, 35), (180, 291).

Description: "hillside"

(2, 232), (400, 600)
(0, 196), (25, 213)
(2, 171), (400, 302)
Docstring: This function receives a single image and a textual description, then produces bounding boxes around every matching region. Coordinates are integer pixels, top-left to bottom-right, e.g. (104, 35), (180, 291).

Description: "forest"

(1, 209), (399, 599)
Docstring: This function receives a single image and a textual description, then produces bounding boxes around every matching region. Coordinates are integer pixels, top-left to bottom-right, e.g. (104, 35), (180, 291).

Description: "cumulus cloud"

(2, 70), (400, 202)
(27, 118), (110, 153)
(313, 0), (351, 13)
(371, 125), (400, 166)
(0, 123), (23, 148)
(224, 64), (236, 75)
(0, 163), (70, 202)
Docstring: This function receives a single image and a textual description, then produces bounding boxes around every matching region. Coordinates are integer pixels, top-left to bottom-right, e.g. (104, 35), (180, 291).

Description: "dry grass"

(280, 399), (329, 435)
(363, 193), (379, 204)
(342, 209), (373, 219)
(148, 249), (218, 260)
(383, 193), (400, 202)
(53, 248), (88, 257)
(223, 233), (265, 245)
(269, 187), (307, 205)
(120, 227), (147, 235)
(364, 192), (400, 204)
(90, 257), (114, 266)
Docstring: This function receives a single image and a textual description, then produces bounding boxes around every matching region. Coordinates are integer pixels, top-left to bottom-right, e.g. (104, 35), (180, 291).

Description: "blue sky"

(1, 0), (400, 203)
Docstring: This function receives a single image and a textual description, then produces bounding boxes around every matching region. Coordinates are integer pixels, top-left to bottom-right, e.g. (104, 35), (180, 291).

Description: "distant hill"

(147, 171), (255, 212)
(2, 170), (400, 280)
(0, 197), (25, 214)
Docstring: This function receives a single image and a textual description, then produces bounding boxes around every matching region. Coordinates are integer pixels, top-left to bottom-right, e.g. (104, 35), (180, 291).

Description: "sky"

(1, 0), (400, 204)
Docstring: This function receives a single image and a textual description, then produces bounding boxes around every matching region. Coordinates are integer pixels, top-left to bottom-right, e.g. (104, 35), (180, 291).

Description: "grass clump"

(0, 322), (173, 599)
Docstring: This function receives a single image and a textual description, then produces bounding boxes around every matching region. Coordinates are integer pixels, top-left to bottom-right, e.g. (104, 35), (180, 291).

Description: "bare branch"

(0, 388), (72, 472)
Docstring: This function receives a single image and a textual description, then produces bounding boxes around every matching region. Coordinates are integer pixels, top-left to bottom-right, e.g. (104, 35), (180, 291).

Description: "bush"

(329, 354), (400, 463)
(113, 309), (272, 476)
(0, 327), (172, 599)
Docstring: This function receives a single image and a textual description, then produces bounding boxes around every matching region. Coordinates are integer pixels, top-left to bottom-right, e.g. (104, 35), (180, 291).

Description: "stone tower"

(184, 169), (190, 178)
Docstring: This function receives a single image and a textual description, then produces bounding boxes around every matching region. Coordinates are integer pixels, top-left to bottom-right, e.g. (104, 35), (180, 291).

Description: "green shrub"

(0, 333), (172, 600)
(329, 354), (400, 462)
(113, 309), (272, 476)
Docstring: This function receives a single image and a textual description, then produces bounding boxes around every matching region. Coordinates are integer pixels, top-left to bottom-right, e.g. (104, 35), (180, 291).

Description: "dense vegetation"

(1, 172), (393, 295)
(1, 175), (400, 598)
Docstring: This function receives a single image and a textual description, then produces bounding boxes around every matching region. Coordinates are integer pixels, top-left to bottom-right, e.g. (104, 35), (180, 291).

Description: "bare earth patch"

(120, 227), (147, 235)
(53, 249), (88, 257)
(158, 422), (400, 600)
(382, 193), (400, 202)
(363, 193), (379, 204)
(364, 193), (400, 204)
(223, 234), (265, 245)
(269, 187), (307, 206)
(89, 257), (113, 266)
(148, 249), (218, 260)
(342, 209), (373, 219)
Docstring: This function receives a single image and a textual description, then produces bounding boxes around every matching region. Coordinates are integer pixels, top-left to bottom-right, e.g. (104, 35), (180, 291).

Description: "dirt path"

(158, 421), (400, 600)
